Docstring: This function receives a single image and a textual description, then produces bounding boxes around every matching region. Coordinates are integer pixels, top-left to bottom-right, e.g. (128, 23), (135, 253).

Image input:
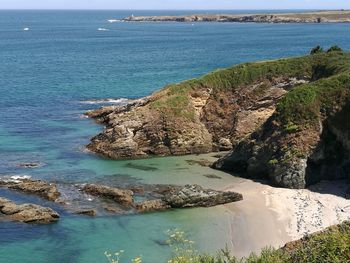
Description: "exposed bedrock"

(0, 197), (59, 224)
(213, 75), (350, 189)
(0, 178), (61, 202)
(86, 59), (311, 159)
(80, 183), (243, 213)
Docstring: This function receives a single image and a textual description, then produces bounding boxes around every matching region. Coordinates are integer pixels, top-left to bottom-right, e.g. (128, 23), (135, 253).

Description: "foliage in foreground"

(167, 221), (350, 263)
(105, 221), (350, 263)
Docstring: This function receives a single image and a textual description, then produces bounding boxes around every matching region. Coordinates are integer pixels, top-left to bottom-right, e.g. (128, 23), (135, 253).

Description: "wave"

(80, 98), (130, 105)
(98, 28), (109, 31)
(107, 19), (120, 23)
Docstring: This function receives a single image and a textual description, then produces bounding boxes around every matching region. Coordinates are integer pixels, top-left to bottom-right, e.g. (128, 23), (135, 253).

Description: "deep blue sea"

(0, 10), (350, 263)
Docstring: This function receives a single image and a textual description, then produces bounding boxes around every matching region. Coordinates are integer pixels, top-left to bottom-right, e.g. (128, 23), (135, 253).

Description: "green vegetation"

(150, 47), (350, 124)
(276, 51), (350, 127)
(268, 159), (279, 165)
(150, 54), (317, 119)
(327, 45), (343, 53)
(310, 45), (324, 54)
(105, 221), (350, 263)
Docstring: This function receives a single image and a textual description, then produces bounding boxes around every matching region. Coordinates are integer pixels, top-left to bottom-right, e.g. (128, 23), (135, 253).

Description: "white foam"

(98, 28), (109, 31)
(80, 98), (130, 105)
(10, 175), (31, 180)
(23, 27), (29, 31)
(107, 19), (119, 23)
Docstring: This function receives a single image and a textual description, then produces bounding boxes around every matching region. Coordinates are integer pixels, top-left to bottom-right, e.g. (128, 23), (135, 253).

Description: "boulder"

(162, 184), (243, 208)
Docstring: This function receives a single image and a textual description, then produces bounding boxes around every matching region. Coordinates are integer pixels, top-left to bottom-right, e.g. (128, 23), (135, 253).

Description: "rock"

(162, 184), (243, 208)
(86, 56), (308, 160)
(203, 174), (222, 179)
(122, 11), (350, 23)
(0, 197), (59, 224)
(81, 184), (134, 206)
(75, 209), (97, 217)
(0, 179), (61, 202)
(186, 159), (213, 167)
(16, 163), (42, 168)
(135, 199), (170, 213)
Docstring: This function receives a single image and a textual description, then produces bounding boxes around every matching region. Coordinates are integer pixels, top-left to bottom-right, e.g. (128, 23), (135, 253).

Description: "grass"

(166, 221), (350, 263)
(149, 50), (350, 123)
(104, 221), (350, 263)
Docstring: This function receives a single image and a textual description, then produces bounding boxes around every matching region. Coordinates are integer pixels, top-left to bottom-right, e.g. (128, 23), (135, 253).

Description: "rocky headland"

(122, 10), (350, 23)
(87, 50), (350, 190)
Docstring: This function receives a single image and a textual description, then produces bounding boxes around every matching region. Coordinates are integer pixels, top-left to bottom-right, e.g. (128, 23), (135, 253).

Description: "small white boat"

(98, 28), (109, 31)
(23, 27), (29, 31)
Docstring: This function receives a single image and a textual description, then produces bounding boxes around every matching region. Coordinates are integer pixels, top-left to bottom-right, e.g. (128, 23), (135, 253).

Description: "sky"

(0, 0), (349, 10)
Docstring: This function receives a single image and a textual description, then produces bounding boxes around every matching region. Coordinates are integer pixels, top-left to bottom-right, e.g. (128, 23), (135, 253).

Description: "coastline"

(122, 10), (350, 23)
(220, 177), (350, 257)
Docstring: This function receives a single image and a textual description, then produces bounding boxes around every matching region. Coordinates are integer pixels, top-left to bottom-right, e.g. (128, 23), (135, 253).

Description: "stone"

(75, 209), (97, 217)
(82, 184), (134, 206)
(163, 184), (243, 208)
(0, 197), (59, 224)
(1, 179), (61, 202)
(135, 199), (170, 213)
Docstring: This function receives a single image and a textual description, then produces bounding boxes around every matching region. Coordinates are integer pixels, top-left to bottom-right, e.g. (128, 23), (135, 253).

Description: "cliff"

(86, 55), (315, 158)
(214, 51), (350, 188)
(122, 10), (350, 23)
(87, 50), (350, 188)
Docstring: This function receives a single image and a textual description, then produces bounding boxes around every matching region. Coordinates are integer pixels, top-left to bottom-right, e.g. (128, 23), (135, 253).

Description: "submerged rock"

(75, 209), (97, 217)
(0, 197), (59, 224)
(16, 162), (43, 169)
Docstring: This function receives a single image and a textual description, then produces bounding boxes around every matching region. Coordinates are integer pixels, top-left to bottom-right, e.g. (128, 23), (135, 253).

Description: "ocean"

(0, 10), (350, 263)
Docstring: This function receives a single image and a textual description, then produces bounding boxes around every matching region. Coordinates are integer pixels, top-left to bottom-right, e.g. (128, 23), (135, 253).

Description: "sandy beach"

(218, 178), (350, 257)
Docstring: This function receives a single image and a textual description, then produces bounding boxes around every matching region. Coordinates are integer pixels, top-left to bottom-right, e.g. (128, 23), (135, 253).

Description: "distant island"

(122, 10), (350, 23)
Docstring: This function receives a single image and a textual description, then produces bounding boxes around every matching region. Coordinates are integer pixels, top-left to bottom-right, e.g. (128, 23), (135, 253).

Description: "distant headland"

(122, 10), (350, 23)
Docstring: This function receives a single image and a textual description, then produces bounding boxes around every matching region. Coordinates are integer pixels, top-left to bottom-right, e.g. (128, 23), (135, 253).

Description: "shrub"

(327, 45), (343, 53)
(310, 45), (324, 55)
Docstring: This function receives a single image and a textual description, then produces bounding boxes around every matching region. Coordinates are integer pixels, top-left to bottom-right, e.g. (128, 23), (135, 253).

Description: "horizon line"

(0, 8), (344, 11)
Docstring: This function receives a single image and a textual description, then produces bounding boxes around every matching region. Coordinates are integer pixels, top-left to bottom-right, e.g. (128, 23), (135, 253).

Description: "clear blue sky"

(0, 0), (349, 10)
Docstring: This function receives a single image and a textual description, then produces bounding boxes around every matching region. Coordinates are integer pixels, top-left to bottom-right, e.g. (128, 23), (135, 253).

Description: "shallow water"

(1, 10), (350, 263)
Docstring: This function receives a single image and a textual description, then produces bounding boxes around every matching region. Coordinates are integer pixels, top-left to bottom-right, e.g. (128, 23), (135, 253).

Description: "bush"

(310, 45), (324, 55)
(327, 45), (343, 53)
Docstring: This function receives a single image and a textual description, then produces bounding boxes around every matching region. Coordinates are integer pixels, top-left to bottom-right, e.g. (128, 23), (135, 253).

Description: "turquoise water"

(1, 10), (350, 263)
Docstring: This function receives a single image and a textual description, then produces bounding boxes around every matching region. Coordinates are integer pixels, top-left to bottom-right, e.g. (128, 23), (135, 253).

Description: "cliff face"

(86, 56), (314, 159)
(87, 51), (350, 189)
(214, 52), (350, 188)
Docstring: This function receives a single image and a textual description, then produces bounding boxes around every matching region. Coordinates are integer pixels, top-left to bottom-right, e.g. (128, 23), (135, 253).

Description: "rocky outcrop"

(87, 55), (313, 159)
(162, 184), (243, 208)
(135, 184), (242, 212)
(123, 11), (350, 23)
(135, 199), (170, 213)
(213, 52), (350, 188)
(80, 183), (242, 213)
(81, 184), (134, 206)
(0, 178), (61, 202)
(0, 197), (59, 224)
